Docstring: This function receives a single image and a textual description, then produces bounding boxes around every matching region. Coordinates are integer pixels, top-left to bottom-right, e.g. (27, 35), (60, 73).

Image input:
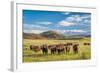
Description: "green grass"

(23, 38), (91, 62)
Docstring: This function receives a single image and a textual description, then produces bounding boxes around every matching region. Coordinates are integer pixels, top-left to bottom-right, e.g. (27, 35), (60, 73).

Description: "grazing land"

(23, 38), (91, 62)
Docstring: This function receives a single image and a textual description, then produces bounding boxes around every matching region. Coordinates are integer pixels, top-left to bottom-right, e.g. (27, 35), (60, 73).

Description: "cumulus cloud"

(35, 21), (52, 25)
(23, 24), (51, 34)
(58, 14), (91, 27)
(66, 15), (82, 22)
(68, 30), (86, 33)
(84, 20), (89, 23)
(59, 20), (76, 26)
(56, 29), (86, 34)
(24, 24), (48, 30)
(66, 14), (91, 23)
(24, 29), (46, 34)
(63, 12), (70, 15)
(81, 15), (91, 19)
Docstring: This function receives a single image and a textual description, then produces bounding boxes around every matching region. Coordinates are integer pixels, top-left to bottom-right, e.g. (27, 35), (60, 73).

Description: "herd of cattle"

(28, 42), (90, 55)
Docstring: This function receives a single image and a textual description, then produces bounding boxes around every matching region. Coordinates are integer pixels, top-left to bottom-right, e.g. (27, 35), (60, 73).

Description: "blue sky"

(23, 10), (91, 35)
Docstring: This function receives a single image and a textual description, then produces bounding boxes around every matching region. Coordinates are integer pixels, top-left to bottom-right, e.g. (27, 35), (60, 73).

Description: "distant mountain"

(23, 31), (91, 39)
(23, 33), (46, 39)
(66, 34), (91, 38)
(40, 30), (66, 39)
(63, 34), (91, 40)
(84, 35), (91, 37)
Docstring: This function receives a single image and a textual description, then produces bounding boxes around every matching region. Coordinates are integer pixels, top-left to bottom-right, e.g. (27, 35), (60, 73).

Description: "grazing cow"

(30, 45), (41, 52)
(67, 43), (73, 46)
(48, 45), (57, 55)
(56, 44), (65, 54)
(51, 47), (57, 54)
(64, 43), (73, 54)
(41, 44), (48, 55)
(73, 44), (79, 54)
(48, 44), (65, 55)
(84, 43), (90, 45)
(65, 46), (70, 54)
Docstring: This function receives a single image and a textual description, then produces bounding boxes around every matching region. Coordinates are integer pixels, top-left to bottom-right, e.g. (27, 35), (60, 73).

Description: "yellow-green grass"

(23, 38), (91, 62)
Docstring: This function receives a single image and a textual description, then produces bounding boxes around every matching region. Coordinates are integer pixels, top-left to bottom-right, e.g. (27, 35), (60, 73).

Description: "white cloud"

(66, 14), (91, 23)
(63, 12), (70, 15)
(35, 21), (52, 25)
(66, 15), (82, 22)
(59, 20), (76, 26)
(68, 30), (86, 33)
(24, 24), (48, 30)
(83, 19), (90, 23)
(24, 24), (49, 34)
(56, 29), (86, 34)
(58, 14), (91, 27)
(31, 25), (47, 29)
(81, 15), (91, 19)
(24, 29), (46, 34)
(58, 15), (81, 27)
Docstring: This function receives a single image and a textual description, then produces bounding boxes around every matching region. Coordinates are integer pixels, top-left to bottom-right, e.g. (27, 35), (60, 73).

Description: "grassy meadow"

(23, 38), (91, 62)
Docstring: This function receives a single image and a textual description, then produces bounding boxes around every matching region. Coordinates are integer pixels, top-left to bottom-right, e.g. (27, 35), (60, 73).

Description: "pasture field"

(23, 38), (91, 62)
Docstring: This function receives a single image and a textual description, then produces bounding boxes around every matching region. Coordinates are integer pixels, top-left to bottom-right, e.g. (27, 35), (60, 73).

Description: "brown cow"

(66, 43), (73, 46)
(48, 45), (57, 55)
(64, 43), (72, 54)
(65, 46), (70, 54)
(30, 45), (41, 52)
(48, 44), (65, 55)
(56, 44), (65, 54)
(30, 44), (48, 55)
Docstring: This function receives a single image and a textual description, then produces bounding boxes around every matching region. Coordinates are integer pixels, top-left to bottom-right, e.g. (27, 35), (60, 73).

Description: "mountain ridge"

(23, 30), (90, 39)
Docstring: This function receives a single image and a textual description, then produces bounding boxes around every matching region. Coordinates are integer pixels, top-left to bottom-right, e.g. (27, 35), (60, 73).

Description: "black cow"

(73, 44), (79, 54)
(84, 43), (90, 45)
(41, 44), (48, 55)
